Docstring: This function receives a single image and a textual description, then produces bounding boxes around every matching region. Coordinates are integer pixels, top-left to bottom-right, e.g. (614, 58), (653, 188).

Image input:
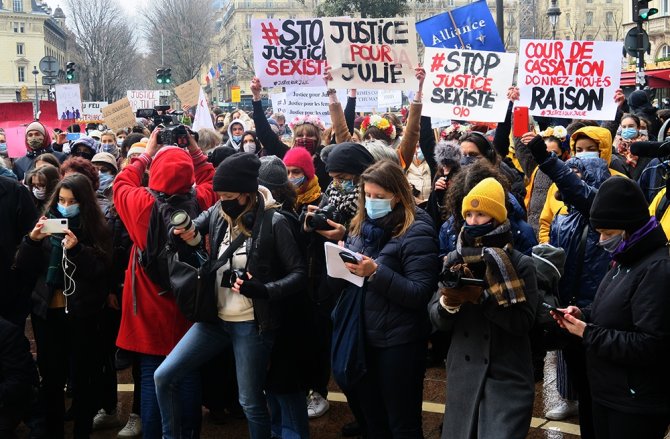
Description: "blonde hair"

(292, 123), (321, 143)
(349, 160), (416, 238)
(219, 192), (259, 236)
(100, 130), (116, 142)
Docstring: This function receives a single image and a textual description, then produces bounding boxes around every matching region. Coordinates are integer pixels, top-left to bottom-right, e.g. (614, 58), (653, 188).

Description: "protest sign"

(126, 90), (171, 112)
(5, 126), (26, 158)
(101, 97), (136, 132)
(377, 90), (402, 109)
(174, 79), (200, 107)
(56, 84), (82, 120)
(270, 88), (347, 127)
(517, 40), (623, 120)
(324, 17), (419, 90)
(80, 102), (107, 121)
(423, 47), (516, 122)
(355, 89), (379, 112)
(192, 88), (215, 132)
(416, 0), (504, 52)
(252, 18), (327, 88)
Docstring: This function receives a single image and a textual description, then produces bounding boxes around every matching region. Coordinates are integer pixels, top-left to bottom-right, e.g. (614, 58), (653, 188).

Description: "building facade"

(0, 0), (68, 103)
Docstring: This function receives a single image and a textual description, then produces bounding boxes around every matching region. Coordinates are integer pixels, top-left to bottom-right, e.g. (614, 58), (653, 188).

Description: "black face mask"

(463, 221), (496, 237)
(220, 198), (245, 219)
(215, 122), (224, 128)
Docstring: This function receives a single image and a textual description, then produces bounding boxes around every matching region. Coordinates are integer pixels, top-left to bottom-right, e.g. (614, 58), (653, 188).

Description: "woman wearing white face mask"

(26, 164), (60, 210)
(613, 114), (652, 180)
(239, 130), (264, 156)
(333, 160), (439, 438)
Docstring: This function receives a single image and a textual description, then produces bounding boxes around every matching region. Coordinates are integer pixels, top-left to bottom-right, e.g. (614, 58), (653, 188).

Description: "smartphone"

(541, 302), (565, 318)
(513, 106), (530, 137)
(66, 133), (81, 142)
(339, 251), (361, 265)
(41, 218), (68, 234)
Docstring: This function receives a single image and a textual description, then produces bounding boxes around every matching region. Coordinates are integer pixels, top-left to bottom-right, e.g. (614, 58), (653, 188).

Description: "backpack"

(139, 188), (201, 293)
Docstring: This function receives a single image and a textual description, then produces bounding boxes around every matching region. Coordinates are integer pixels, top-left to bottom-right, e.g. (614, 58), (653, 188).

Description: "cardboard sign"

(270, 88), (347, 127)
(517, 40), (623, 120)
(174, 79), (200, 107)
(56, 84), (83, 120)
(416, 1), (505, 52)
(5, 126), (27, 158)
(423, 47), (516, 122)
(101, 97), (136, 132)
(252, 18), (327, 88)
(80, 101), (107, 121)
(126, 90), (171, 112)
(324, 17), (419, 90)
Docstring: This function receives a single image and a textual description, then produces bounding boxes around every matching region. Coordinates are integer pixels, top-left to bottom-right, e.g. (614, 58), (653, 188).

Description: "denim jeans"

(154, 320), (275, 439)
(140, 354), (200, 439)
(267, 391), (310, 439)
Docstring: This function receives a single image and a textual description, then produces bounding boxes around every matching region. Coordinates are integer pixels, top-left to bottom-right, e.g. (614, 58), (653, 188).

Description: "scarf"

(456, 221), (526, 307)
(359, 207), (404, 252)
(324, 183), (359, 225)
(613, 216), (659, 261)
(296, 177), (322, 208)
(615, 134), (647, 168)
(46, 212), (81, 288)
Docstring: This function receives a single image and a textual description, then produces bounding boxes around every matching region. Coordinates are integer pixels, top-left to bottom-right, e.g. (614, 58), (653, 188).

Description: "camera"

(169, 210), (201, 246)
(439, 268), (486, 289)
(306, 205), (343, 231)
(159, 124), (191, 148)
(221, 269), (249, 288)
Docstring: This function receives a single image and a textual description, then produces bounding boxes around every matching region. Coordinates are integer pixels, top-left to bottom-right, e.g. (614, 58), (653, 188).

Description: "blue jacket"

(345, 208), (439, 348)
(540, 156), (611, 307)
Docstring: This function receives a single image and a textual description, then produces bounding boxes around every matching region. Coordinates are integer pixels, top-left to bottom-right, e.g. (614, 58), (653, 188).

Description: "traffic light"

(164, 68), (172, 84)
(633, 0), (658, 22)
(66, 62), (75, 81)
(156, 68), (165, 84)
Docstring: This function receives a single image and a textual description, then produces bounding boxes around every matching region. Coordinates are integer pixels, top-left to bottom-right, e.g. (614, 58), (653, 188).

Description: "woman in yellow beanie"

(430, 177), (539, 439)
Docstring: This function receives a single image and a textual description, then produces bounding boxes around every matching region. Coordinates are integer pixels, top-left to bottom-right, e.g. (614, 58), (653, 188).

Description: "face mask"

(416, 149), (425, 162)
(639, 129), (648, 137)
(621, 127), (638, 140)
(575, 151), (599, 159)
(116, 139), (124, 147)
(57, 203), (80, 218)
(232, 135), (242, 143)
(598, 233), (624, 253)
(460, 156), (478, 167)
(463, 221), (496, 237)
(99, 171), (114, 191)
(101, 144), (116, 154)
(333, 178), (356, 193)
(290, 176), (305, 187)
(220, 198), (245, 219)
(294, 137), (317, 155)
(27, 137), (43, 150)
(243, 142), (256, 154)
(365, 197), (393, 220)
(0, 143), (6, 154)
(215, 122), (225, 128)
(32, 187), (46, 200)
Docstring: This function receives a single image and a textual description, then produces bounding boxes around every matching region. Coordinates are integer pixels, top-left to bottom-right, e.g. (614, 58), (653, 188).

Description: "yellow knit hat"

(461, 177), (507, 224)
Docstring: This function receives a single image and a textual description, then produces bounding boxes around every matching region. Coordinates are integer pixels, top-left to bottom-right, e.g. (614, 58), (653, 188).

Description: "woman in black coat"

(554, 176), (670, 439)
(335, 160), (439, 438)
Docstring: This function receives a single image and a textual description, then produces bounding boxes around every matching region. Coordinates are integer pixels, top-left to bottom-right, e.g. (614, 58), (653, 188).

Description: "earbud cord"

(62, 247), (77, 314)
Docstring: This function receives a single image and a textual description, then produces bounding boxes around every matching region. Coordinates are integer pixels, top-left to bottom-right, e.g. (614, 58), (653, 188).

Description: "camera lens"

(170, 210), (201, 246)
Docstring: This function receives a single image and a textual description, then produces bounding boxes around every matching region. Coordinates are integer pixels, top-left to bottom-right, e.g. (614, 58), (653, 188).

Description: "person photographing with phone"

(551, 177), (670, 439)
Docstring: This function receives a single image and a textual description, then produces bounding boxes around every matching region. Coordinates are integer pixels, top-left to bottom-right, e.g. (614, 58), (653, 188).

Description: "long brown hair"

(349, 160), (415, 238)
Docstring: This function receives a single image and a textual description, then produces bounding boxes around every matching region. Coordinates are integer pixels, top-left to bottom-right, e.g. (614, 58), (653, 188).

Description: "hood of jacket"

(564, 156), (611, 190)
(532, 244), (565, 292)
(570, 126), (613, 165)
(227, 118), (248, 145)
(148, 146), (194, 194)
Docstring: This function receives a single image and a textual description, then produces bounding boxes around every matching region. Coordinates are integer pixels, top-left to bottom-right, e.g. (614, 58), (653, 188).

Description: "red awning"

(621, 71), (636, 87)
(620, 69), (670, 88)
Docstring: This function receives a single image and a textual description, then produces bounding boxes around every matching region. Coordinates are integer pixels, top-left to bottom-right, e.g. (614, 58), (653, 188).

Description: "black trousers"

(563, 340), (594, 439)
(592, 401), (670, 439)
(0, 408), (21, 439)
(99, 307), (121, 413)
(32, 309), (102, 439)
(354, 340), (427, 439)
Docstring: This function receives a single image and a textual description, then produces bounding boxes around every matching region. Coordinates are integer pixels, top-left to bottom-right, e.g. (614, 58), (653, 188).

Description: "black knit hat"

(208, 146), (237, 168)
(590, 176), (650, 232)
(326, 142), (374, 175)
(213, 152), (260, 193)
(258, 155), (288, 189)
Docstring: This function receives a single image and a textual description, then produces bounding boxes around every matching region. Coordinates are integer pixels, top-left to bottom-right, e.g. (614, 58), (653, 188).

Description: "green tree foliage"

(316, 0), (411, 18)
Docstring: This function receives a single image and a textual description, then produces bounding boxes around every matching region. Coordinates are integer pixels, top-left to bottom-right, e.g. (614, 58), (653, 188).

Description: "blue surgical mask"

(57, 203), (80, 218)
(460, 156), (478, 166)
(416, 149), (425, 162)
(575, 151), (599, 159)
(116, 139), (124, 147)
(365, 197), (393, 220)
(232, 135), (242, 143)
(621, 127), (638, 140)
(0, 142), (6, 154)
(98, 171), (114, 191)
(333, 179), (356, 193)
(290, 176), (305, 187)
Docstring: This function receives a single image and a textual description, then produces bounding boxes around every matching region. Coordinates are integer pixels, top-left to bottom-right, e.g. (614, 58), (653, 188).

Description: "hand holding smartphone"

(339, 251), (362, 265)
(541, 302), (565, 318)
(41, 218), (69, 235)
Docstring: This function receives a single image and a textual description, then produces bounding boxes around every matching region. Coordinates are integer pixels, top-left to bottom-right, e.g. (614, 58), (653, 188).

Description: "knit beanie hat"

(590, 176), (650, 232)
(258, 155), (289, 189)
(326, 142), (374, 176)
(213, 152), (260, 193)
(91, 152), (119, 173)
(127, 142), (146, 156)
(207, 145), (237, 168)
(461, 177), (507, 224)
(26, 121), (46, 137)
(283, 147), (315, 180)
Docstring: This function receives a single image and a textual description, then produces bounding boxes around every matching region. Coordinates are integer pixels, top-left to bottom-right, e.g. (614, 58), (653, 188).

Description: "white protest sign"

(377, 90), (402, 109)
(126, 90), (171, 112)
(355, 90), (379, 112)
(55, 84), (83, 120)
(80, 101), (107, 121)
(192, 87), (215, 132)
(423, 47), (516, 122)
(517, 40), (623, 120)
(252, 18), (327, 88)
(271, 88), (347, 127)
(324, 17), (419, 90)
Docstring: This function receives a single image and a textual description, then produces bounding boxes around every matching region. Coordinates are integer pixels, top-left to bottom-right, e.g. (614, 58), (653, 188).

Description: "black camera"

(306, 205), (343, 231)
(159, 124), (191, 148)
(221, 269), (249, 288)
(439, 268), (486, 289)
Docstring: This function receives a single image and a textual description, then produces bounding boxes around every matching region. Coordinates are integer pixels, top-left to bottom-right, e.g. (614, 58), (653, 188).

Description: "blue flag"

(416, 0), (505, 52)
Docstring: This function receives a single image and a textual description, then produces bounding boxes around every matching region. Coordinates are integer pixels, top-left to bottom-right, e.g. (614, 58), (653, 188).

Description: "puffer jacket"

(344, 208), (439, 347)
(542, 156), (611, 307)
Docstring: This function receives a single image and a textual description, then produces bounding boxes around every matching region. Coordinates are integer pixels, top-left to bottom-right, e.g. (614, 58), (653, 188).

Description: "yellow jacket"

(649, 187), (670, 239)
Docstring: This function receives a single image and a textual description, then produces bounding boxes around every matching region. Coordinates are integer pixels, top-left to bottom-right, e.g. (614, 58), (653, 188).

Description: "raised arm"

(250, 77), (290, 158)
(398, 67), (425, 170)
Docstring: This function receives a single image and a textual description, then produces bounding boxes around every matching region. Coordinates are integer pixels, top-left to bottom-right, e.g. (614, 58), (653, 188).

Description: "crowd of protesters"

(1, 72), (670, 439)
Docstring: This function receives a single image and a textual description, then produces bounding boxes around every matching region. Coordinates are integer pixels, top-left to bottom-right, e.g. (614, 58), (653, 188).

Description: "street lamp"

(32, 66), (39, 120)
(547, 0), (562, 40)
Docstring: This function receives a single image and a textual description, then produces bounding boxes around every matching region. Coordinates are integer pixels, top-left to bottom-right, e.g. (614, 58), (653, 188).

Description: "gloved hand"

(528, 134), (550, 164)
(440, 285), (484, 308)
(238, 277), (269, 299)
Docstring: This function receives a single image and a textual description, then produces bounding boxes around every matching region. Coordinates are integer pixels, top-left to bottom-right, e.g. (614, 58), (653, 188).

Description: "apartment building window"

(606, 34), (613, 41)
(18, 66), (25, 82)
(586, 0), (592, 3)
(17, 43), (25, 55)
(660, 45), (670, 59)
(565, 13), (570, 26)
(245, 13), (252, 28)
(13, 0), (23, 12)
(606, 11), (614, 25)
(13, 22), (25, 33)
(586, 34), (594, 41)
(586, 11), (593, 25)
(447, 0), (454, 5)
(267, 13), (274, 19)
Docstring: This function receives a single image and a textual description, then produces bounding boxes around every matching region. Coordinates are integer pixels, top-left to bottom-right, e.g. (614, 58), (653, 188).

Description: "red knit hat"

(283, 147), (315, 181)
(149, 146), (194, 194)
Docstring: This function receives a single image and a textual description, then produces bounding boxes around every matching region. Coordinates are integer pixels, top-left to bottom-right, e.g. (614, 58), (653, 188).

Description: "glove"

(239, 277), (269, 299)
(440, 285), (484, 308)
(527, 134), (550, 164)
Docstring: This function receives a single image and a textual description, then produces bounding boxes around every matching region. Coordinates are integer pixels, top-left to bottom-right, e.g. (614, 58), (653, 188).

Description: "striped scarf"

(456, 221), (526, 307)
